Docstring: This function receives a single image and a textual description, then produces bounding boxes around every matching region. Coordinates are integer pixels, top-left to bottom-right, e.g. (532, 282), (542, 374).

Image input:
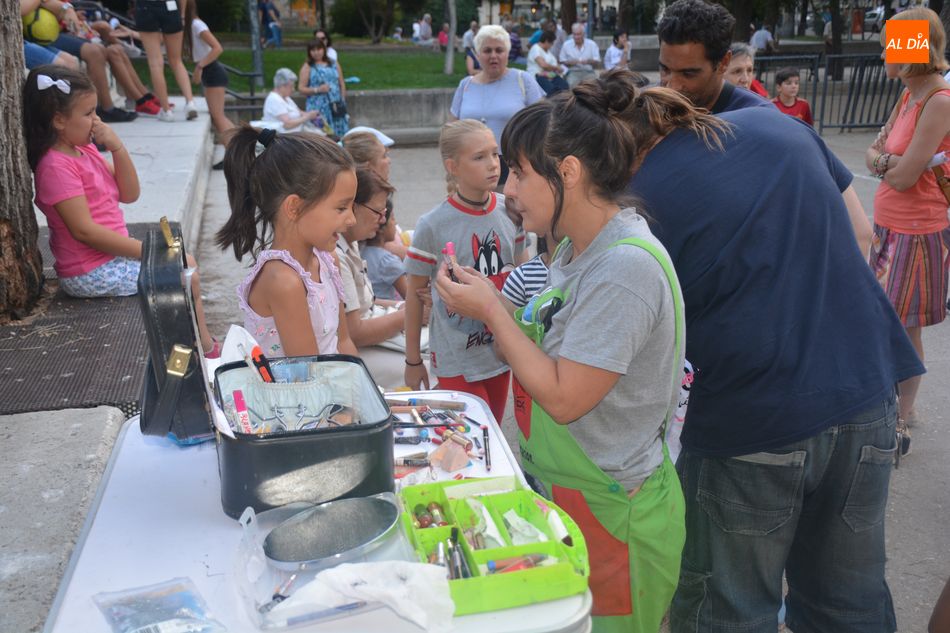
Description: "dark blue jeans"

(671, 393), (898, 633)
(535, 74), (569, 96)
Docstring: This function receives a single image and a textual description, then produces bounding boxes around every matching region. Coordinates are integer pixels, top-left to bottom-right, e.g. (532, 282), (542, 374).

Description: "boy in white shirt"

(603, 29), (630, 70)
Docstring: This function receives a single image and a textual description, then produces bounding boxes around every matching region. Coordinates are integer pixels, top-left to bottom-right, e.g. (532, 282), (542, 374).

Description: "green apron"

(512, 237), (686, 633)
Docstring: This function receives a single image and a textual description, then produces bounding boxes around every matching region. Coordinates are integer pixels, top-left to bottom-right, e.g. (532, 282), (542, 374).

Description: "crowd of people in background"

(18, 0), (950, 631)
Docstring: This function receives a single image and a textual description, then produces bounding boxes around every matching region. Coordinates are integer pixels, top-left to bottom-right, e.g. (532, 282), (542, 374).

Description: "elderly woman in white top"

(449, 24), (544, 185)
(261, 67), (321, 133)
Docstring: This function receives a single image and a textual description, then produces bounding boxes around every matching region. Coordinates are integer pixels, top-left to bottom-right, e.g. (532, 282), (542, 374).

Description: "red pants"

(436, 371), (510, 423)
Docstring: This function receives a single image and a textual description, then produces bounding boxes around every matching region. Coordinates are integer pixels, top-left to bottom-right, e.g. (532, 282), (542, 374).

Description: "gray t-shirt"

(540, 210), (683, 490)
(450, 70), (544, 151)
(404, 194), (525, 381)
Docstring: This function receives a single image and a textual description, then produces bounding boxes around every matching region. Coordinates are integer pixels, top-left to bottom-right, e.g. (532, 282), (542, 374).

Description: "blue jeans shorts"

(24, 41), (60, 68)
(670, 392), (898, 633)
(60, 257), (140, 298)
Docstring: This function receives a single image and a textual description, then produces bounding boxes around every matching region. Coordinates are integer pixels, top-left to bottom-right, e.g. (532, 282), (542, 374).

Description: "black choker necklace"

(456, 191), (490, 208)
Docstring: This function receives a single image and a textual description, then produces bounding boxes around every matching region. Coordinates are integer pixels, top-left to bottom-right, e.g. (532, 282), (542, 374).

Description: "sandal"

(895, 420), (911, 468)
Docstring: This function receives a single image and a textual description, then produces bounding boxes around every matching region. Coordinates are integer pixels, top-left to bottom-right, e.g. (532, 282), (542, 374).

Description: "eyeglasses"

(359, 202), (387, 220)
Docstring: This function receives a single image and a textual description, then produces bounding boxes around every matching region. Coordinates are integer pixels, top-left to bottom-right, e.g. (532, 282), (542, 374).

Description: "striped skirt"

(870, 224), (950, 327)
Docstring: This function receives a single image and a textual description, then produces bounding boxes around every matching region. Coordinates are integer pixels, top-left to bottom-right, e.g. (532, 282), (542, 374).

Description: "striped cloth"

(870, 223), (950, 327)
(501, 254), (549, 307)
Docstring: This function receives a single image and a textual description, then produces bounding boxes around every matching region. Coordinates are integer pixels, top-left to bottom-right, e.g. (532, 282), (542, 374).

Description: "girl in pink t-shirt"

(24, 65), (218, 356)
(215, 125), (359, 357)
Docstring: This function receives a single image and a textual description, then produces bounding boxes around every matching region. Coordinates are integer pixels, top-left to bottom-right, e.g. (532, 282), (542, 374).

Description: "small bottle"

(428, 501), (449, 526)
(414, 504), (433, 528)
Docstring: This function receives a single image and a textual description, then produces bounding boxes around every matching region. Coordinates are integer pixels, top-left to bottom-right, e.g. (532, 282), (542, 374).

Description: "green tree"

(197, 0), (246, 31)
(353, 0), (390, 42)
(561, 0), (576, 31)
(331, 0), (371, 36)
(618, 0), (662, 34)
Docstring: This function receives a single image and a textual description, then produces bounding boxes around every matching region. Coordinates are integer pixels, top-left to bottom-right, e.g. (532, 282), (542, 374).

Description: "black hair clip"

(254, 128), (278, 157)
(258, 128), (278, 147)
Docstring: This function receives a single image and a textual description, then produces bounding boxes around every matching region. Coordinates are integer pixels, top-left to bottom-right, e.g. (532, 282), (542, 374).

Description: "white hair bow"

(37, 74), (71, 95)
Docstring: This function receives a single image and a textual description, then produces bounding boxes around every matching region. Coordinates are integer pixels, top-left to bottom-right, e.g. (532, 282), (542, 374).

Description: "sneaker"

(135, 98), (161, 116)
(97, 107), (138, 123)
(185, 100), (198, 120)
(158, 108), (175, 123)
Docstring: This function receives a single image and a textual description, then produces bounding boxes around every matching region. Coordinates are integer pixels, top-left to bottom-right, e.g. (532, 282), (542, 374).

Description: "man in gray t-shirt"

(538, 210), (681, 491)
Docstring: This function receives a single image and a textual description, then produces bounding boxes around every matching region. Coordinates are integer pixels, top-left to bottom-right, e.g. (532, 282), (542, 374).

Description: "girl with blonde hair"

(403, 119), (524, 421)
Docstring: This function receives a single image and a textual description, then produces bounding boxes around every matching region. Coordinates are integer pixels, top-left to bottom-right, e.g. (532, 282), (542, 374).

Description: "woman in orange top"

(865, 7), (950, 446)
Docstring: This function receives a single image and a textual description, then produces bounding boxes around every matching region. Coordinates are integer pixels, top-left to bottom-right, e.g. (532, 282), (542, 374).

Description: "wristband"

(405, 359), (424, 367)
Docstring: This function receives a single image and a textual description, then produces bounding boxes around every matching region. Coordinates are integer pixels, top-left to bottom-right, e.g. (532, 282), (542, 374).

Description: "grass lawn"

(131, 48), (473, 94)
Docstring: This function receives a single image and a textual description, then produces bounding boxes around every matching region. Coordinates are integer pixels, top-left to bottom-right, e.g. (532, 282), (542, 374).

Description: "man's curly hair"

(657, 0), (736, 65)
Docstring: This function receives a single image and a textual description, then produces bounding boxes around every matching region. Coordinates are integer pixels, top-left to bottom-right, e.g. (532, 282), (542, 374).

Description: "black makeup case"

(212, 355), (395, 518)
(137, 219), (394, 517)
(138, 219), (214, 444)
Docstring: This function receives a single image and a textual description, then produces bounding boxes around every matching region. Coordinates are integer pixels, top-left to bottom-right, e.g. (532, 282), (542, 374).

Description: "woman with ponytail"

(433, 72), (691, 633)
(620, 67), (922, 632)
(216, 126), (358, 357)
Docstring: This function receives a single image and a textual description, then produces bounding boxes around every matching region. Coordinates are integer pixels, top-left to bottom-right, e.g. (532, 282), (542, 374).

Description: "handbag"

(330, 100), (347, 118)
(914, 88), (950, 206)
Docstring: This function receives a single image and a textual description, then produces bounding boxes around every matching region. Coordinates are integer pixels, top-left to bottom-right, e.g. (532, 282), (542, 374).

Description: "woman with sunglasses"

(334, 167), (405, 348)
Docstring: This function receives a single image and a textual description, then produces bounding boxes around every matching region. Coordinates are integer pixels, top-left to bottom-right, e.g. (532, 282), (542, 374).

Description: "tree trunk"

(829, 0), (844, 80)
(797, 0), (808, 36)
(0, 4), (44, 321)
(730, 0), (754, 41)
(561, 0), (577, 32)
(764, 0), (780, 35)
(354, 0), (383, 44)
(444, 0), (457, 74)
(383, 0), (396, 42)
(247, 0), (264, 88)
(617, 0), (632, 31)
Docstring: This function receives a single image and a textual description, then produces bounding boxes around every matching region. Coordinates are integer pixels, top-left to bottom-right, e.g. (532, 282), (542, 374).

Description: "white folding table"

(44, 391), (592, 632)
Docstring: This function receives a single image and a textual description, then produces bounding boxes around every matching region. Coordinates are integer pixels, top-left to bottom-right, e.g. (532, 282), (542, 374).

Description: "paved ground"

(1, 115), (946, 632)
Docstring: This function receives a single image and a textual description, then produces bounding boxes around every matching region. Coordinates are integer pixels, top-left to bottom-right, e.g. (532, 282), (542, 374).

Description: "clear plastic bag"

(92, 577), (226, 633)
